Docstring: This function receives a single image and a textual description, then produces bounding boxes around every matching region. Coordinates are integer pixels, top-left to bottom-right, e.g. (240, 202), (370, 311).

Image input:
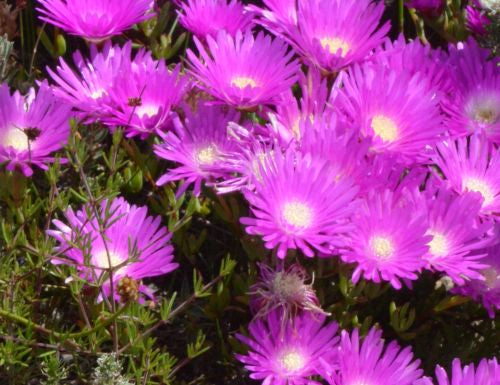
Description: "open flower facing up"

(187, 30), (299, 109)
(236, 310), (339, 385)
(0, 82), (72, 176)
(444, 39), (500, 142)
(342, 189), (430, 289)
(280, 0), (389, 73)
(335, 64), (443, 163)
(47, 197), (178, 302)
(48, 42), (155, 122)
(36, 0), (154, 42)
(249, 263), (327, 320)
(433, 135), (500, 217)
(326, 328), (423, 385)
(453, 238), (500, 318)
(240, 149), (359, 259)
(103, 62), (187, 138)
(154, 103), (240, 197)
(177, 0), (253, 39)
(415, 358), (500, 385)
(422, 189), (494, 285)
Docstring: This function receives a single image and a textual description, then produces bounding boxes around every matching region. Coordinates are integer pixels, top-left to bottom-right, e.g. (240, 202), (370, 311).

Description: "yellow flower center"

(94, 250), (125, 269)
(320, 37), (350, 57)
(231, 76), (257, 89)
(463, 177), (495, 206)
(427, 231), (449, 257)
(369, 236), (395, 259)
(90, 89), (105, 99)
(195, 145), (218, 165)
(282, 201), (313, 229)
(280, 350), (305, 372)
(474, 107), (498, 124)
(136, 104), (160, 118)
(3, 127), (29, 151)
(371, 115), (399, 143)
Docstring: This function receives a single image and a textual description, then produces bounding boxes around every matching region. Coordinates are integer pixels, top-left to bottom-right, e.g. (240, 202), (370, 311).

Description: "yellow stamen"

(195, 145), (218, 165)
(463, 177), (495, 206)
(280, 350), (305, 372)
(282, 201), (313, 229)
(320, 37), (350, 57)
(369, 236), (394, 259)
(94, 251), (124, 269)
(136, 104), (160, 118)
(231, 76), (257, 89)
(371, 115), (398, 142)
(3, 127), (29, 151)
(427, 231), (449, 257)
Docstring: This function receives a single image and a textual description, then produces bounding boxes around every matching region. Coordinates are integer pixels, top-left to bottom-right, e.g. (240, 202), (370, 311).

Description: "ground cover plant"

(0, 0), (499, 384)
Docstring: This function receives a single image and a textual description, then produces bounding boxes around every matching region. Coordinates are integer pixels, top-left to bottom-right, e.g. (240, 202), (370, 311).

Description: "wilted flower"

(0, 82), (71, 176)
(154, 103), (240, 197)
(466, 3), (491, 35)
(236, 310), (339, 385)
(250, 263), (327, 320)
(335, 64), (443, 163)
(415, 357), (500, 385)
(325, 328), (423, 385)
(47, 197), (178, 302)
(36, 0), (154, 42)
(187, 30), (299, 109)
(279, 0), (389, 73)
(433, 135), (500, 217)
(241, 149), (359, 259)
(341, 189), (429, 289)
(177, 0), (253, 39)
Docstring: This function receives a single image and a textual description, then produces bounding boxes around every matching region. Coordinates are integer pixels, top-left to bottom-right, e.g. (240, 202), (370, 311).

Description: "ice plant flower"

(466, 3), (491, 35)
(0, 82), (71, 176)
(36, 0), (154, 42)
(47, 197), (178, 301)
(240, 149), (359, 259)
(326, 328), (423, 385)
(177, 0), (253, 39)
(453, 240), (500, 318)
(444, 39), (500, 142)
(154, 103), (240, 197)
(335, 64), (443, 162)
(415, 358), (500, 385)
(187, 30), (299, 109)
(433, 135), (500, 217)
(422, 189), (493, 285)
(342, 189), (430, 289)
(236, 310), (339, 385)
(249, 263), (327, 320)
(280, 0), (389, 73)
(103, 62), (187, 138)
(48, 42), (155, 122)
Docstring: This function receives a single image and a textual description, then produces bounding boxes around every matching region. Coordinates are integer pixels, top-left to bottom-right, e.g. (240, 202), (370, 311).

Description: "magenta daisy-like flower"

(415, 358), (500, 385)
(48, 42), (155, 122)
(154, 103), (240, 197)
(0, 82), (72, 176)
(280, 0), (389, 73)
(335, 64), (443, 162)
(466, 4), (491, 35)
(422, 189), (493, 285)
(103, 62), (187, 138)
(177, 0), (253, 39)
(341, 188), (429, 289)
(453, 237), (500, 318)
(36, 0), (154, 42)
(47, 197), (178, 302)
(240, 149), (359, 259)
(236, 310), (339, 385)
(326, 328), (423, 385)
(187, 30), (299, 109)
(433, 135), (500, 217)
(444, 39), (500, 142)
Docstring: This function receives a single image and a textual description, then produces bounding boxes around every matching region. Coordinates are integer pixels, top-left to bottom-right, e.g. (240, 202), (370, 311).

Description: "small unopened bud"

(117, 276), (139, 303)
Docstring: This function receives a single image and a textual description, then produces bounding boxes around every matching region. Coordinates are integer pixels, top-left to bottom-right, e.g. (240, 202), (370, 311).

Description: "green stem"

(398, 0), (405, 34)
